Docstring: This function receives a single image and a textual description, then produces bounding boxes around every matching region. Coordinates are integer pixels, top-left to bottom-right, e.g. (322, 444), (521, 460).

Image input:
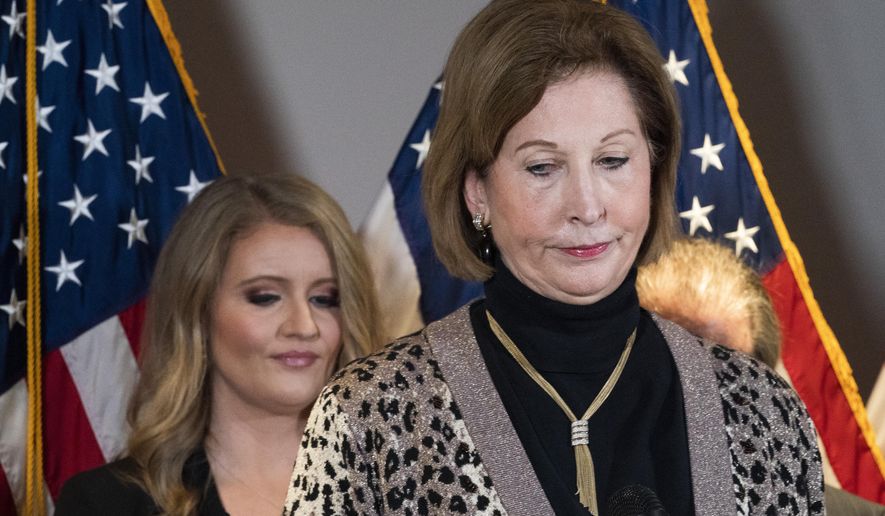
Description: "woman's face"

(209, 222), (342, 417)
(465, 70), (651, 305)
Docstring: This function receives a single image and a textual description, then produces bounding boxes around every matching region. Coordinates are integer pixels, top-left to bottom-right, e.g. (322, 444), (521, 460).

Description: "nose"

(280, 300), (320, 341)
(565, 167), (606, 225)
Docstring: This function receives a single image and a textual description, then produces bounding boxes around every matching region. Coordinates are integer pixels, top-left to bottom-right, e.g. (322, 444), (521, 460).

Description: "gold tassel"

(488, 312), (635, 516)
(575, 443), (598, 515)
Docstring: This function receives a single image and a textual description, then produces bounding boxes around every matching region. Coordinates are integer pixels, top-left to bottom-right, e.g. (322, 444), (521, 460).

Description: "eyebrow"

(236, 276), (337, 289)
(514, 139), (558, 153)
(236, 275), (287, 289)
(513, 129), (637, 154)
(600, 128), (636, 142)
(310, 277), (338, 290)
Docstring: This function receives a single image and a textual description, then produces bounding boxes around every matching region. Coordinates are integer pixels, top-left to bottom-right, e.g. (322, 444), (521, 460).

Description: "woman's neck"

(483, 258), (640, 373)
(206, 398), (308, 516)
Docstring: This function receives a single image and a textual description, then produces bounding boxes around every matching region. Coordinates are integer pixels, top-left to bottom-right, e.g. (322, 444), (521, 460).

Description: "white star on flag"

(85, 53), (120, 94)
(678, 196), (714, 236)
(22, 172), (41, 201)
(689, 133), (725, 174)
(37, 30), (71, 70)
(129, 82), (168, 123)
(663, 50), (690, 86)
(410, 130), (431, 169)
(0, 64), (17, 105)
(58, 185), (98, 225)
(45, 250), (85, 291)
(433, 81), (444, 105)
(12, 225), (26, 263)
(176, 171), (211, 203)
(22, 169), (41, 186)
(74, 119), (112, 160)
(127, 146), (154, 184)
(2, 2), (24, 41)
(0, 141), (7, 168)
(36, 97), (55, 132)
(22, 170), (41, 199)
(724, 217), (760, 256)
(101, 0), (127, 30)
(0, 289), (25, 329)
(118, 208), (149, 248)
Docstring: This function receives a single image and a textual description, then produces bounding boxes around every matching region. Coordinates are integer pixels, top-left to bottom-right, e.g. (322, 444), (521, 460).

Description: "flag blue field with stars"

(0, 0), (223, 512)
(360, 0), (885, 503)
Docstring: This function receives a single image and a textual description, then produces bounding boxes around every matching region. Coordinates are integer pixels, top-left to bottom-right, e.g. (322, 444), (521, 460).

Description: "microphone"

(607, 484), (669, 516)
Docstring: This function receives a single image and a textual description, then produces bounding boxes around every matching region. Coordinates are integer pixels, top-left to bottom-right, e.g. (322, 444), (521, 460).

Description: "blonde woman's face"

(209, 222), (342, 417)
(465, 71), (651, 304)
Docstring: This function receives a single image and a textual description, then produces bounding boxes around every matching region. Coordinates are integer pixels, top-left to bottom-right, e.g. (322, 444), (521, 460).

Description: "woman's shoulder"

(652, 313), (795, 395)
(326, 329), (440, 401)
(653, 314), (816, 438)
(707, 346), (824, 513)
(329, 303), (474, 386)
(699, 339), (806, 416)
(308, 312), (473, 438)
(57, 457), (141, 495)
(654, 315), (824, 513)
(55, 457), (157, 515)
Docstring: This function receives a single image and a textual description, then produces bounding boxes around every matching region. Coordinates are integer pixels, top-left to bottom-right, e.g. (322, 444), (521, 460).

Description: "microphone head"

(607, 484), (668, 516)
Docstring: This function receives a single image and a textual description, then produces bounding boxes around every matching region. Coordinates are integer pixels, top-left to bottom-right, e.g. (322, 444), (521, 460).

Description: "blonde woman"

(56, 174), (381, 515)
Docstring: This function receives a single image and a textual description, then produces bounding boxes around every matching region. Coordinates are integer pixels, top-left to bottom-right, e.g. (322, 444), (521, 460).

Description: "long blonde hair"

(124, 174), (381, 514)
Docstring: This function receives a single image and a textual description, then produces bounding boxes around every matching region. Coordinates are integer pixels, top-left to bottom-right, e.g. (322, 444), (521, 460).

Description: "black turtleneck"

(469, 260), (693, 515)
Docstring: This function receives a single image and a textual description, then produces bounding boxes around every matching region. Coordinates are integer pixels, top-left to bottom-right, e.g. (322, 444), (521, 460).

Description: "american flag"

(0, 0), (223, 513)
(360, 0), (885, 503)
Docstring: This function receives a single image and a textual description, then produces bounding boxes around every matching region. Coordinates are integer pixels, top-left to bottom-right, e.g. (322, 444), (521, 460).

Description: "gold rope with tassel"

(487, 312), (635, 515)
(24, 0), (45, 512)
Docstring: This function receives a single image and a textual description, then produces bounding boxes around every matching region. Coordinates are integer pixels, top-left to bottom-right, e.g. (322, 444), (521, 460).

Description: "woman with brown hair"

(55, 174), (382, 515)
(285, 1), (824, 514)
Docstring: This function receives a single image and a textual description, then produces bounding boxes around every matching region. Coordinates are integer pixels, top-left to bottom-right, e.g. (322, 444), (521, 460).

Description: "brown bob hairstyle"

(423, 0), (681, 281)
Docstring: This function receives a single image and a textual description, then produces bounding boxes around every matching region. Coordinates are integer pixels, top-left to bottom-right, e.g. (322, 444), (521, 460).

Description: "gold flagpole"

(24, 0), (45, 512)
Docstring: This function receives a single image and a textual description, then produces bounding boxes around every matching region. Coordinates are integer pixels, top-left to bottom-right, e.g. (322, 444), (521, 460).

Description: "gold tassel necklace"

(486, 311), (636, 515)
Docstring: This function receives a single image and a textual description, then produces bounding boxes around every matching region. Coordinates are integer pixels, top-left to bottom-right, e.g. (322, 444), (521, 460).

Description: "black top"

(469, 260), (694, 515)
(54, 449), (227, 516)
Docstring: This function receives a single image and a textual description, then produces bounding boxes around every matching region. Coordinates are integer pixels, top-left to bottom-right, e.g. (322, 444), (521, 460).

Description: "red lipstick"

(561, 242), (609, 258)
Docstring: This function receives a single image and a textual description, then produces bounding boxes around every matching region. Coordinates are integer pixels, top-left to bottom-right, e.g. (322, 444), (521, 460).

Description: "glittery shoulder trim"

(651, 314), (735, 515)
(424, 305), (556, 516)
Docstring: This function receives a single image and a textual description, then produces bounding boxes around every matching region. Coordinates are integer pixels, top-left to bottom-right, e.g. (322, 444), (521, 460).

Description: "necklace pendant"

(571, 419), (589, 446)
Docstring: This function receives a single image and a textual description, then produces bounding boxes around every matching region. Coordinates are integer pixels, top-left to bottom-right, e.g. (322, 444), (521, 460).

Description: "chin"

(573, 265), (630, 289)
(276, 391), (317, 412)
(560, 273), (609, 292)
(544, 284), (603, 304)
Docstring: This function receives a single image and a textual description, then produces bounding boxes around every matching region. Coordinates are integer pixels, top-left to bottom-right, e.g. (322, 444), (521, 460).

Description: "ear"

(463, 168), (488, 217)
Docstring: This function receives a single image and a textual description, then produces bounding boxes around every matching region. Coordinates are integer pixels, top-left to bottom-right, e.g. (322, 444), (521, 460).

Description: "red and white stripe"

(0, 301), (144, 514)
(359, 183), (424, 342)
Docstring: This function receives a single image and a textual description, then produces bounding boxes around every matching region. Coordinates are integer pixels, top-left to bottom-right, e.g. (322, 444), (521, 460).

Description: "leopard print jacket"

(284, 306), (824, 515)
